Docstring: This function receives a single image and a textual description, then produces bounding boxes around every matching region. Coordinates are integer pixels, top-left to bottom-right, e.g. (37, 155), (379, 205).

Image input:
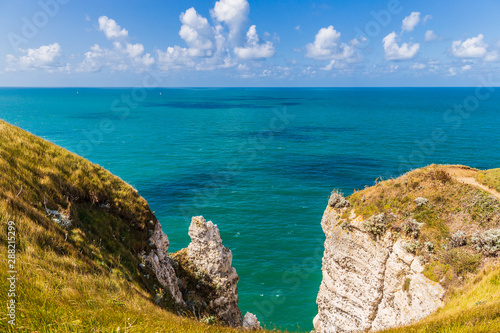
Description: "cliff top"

(327, 164), (500, 332)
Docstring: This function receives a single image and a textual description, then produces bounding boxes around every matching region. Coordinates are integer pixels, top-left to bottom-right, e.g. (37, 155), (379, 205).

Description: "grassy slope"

(341, 164), (500, 332)
(0, 120), (256, 332)
(477, 168), (500, 193)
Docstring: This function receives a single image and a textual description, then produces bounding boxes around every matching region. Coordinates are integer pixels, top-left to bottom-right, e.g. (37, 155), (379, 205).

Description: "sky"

(0, 0), (499, 87)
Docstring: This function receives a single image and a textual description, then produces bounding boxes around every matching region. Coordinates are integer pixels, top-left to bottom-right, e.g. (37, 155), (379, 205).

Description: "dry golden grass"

(0, 120), (267, 332)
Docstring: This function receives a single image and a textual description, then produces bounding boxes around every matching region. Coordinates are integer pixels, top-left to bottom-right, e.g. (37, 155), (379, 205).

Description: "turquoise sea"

(1, 88), (500, 331)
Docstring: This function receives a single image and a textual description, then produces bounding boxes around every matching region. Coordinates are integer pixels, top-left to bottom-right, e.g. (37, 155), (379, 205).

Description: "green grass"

(476, 168), (500, 193)
(0, 120), (267, 332)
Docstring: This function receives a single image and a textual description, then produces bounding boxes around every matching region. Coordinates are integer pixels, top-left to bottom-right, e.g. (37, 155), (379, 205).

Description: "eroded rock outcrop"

(143, 220), (185, 306)
(314, 195), (444, 332)
(171, 216), (244, 327)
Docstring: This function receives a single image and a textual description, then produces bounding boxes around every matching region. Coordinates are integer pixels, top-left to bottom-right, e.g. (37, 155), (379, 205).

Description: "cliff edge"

(314, 165), (500, 332)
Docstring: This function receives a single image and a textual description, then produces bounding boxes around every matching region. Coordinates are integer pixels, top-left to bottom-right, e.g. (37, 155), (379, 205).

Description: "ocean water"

(1, 87), (500, 331)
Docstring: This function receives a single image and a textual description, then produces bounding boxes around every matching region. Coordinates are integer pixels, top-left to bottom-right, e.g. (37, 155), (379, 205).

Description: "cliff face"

(314, 165), (500, 332)
(314, 204), (444, 332)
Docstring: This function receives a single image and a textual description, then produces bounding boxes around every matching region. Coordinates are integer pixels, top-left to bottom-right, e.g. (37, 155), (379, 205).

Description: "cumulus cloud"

(452, 34), (488, 58)
(423, 15), (432, 23)
(157, 46), (195, 70)
(234, 25), (275, 59)
(78, 42), (154, 72)
(382, 31), (420, 60)
(305, 26), (357, 66)
(98, 16), (128, 39)
(6, 43), (65, 72)
(179, 8), (215, 57)
(402, 12), (421, 32)
(211, 0), (249, 42)
(425, 30), (438, 42)
(80, 16), (154, 72)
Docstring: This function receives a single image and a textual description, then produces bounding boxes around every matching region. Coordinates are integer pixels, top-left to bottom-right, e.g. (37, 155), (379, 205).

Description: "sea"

(1, 87), (499, 331)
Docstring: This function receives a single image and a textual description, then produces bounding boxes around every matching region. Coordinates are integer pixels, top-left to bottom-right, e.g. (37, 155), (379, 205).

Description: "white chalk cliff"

(185, 216), (243, 326)
(313, 195), (444, 332)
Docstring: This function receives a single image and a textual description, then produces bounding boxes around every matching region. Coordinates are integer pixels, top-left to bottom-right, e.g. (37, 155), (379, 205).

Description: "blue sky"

(0, 0), (499, 87)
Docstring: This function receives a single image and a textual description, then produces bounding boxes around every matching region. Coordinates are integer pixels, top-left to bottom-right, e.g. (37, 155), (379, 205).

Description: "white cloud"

(78, 42), (154, 72)
(425, 30), (438, 42)
(382, 31), (420, 60)
(402, 12), (421, 32)
(234, 25), (275, 59)
(211, 0), (249, 42)
(179, 8), (215, 57)
(448, 67), (457, 76)
(411, 63), (426, 70)
(423, 15), (432, 23)
(485, 51), (498, 62)
(98, 16), (128, 39)
(295, 25), (301, 31)
(6, 43), (64, 71)
(305, 26), (356, 64)
(461, 64), (472, 71)
(157, 46), (195, 70)
(452, 34), (488, 58)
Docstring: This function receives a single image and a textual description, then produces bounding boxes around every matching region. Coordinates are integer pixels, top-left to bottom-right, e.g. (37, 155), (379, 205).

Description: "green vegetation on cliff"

(0, 120), (255, 332)
(339, 164), (500, 332)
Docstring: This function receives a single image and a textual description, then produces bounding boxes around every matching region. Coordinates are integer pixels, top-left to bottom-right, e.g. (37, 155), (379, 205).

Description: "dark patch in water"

(137, 171), (237, 212)
(289, 126), (356, 133)
(229, 126), (355, 142)
(275, 154), (391, 188)
(142, 101), (274, 109)
(68, 111), (139, 121)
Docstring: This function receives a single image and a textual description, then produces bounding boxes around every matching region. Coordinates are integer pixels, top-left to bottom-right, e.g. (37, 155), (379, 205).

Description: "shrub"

(471, 229), (500, 256)
(402, 218), (424, 238)
(425, 241), (434, 252)
(415, 197), (429, 207)
(404, 241), (422, 254)
(363, 213), (389, 237)
(429, 169), (452, 183)
(443, 248), (481, 276)
(328, 190), (350, 208)
(450, 230), (467, 248)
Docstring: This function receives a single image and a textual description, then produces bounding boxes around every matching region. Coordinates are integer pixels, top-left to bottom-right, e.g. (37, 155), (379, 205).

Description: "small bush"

(404, 241), (422, 254)
(425, 241), (434, 252)
(402, 218), (424, 238)
(429, 169), (452, 183)
(415, 197), (429, 207)
(363, 213), (389, 237)
(443, 248), (481, 276)
(450, 230), (467, 248)
(328, 190), (350, 208)
(471, 229), (500, 256)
